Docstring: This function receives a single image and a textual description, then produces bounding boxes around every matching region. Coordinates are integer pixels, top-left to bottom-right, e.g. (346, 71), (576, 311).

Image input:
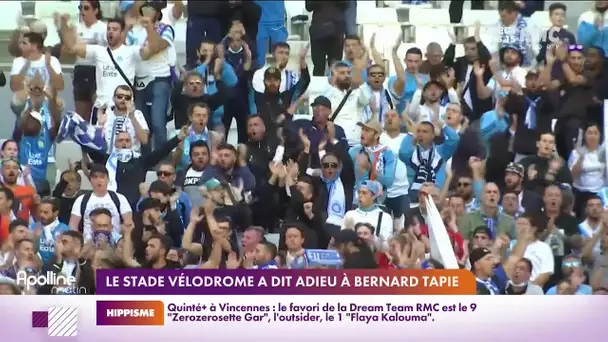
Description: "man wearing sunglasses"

(138, 160), (192, 229)
(545, 255), (592, 295)
(99, 85), (149, 156)
(542, 42), (593, 160)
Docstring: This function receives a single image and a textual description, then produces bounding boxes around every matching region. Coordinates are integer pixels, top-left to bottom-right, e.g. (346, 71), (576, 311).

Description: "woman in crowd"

(0, 140), (35, 187)
(69, 0), (107, 121)
(568, 123), (606, 218)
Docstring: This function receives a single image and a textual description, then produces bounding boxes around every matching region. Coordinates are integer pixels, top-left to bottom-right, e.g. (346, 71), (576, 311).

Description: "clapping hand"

(549, 158), (562, 173)
(326, 121), (336, 142)
(303, 202), (314, 219)
(298, 128), (311, 149)
(190, 207), (205, 225)
(356, 152), (371, 175)
(226, 252), (241, 269)
(286, 159), (299, 179)
(139, 183), (150, 197)
(139, 15), (152, 28)
(555, 42), (568, 61)
(298, 42), (310, 67)
(243, 42), (252, 61)
(527, 164), (538, 180)
(97, 107), (108, 126)
(393, 32), (403, 52)
(473, 61), (485, 77)
(468, 156), (483, 172)
(178, 125), (190, 140)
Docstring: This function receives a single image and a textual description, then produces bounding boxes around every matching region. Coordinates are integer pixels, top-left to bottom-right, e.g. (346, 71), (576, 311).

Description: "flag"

(425, 195), (459, 269)
(57, 111), (107, 152)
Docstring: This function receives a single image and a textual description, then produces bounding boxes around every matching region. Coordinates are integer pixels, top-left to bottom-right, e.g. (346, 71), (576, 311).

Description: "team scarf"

(321, 169), (346, 227)
(57, 112), (107, 152)
(106, 148), (138, 191)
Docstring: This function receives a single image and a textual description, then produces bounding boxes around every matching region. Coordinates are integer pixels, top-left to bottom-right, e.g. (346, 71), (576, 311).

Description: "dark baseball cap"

(505, 162), (524, 177)
(311, 96), (331, 110)
(469, 247), (493, 266)
(264, 67), (281, 80)
(472, 226), (492, 238)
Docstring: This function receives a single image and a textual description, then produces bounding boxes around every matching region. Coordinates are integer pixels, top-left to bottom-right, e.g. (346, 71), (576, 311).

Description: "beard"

(337, 79), (351, 90)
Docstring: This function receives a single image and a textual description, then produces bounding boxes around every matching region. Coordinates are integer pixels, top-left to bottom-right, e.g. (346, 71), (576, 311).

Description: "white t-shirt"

(488, 67), (528, 98)
(103, 108), (149, 155)
(75, 21), (108, 65)
(128, 24), (175, 81)
(341, 207), (393, 243)
(324, 85), (372, 145)
(71, 191), (132, 241)
(86, 44), (141, 107)
(379, 132), (409, 198)
(568, 148), (606, 193)
(10, 55), (62, 90)
(523, 240), (555, 281)
(252, 66), (299, 93)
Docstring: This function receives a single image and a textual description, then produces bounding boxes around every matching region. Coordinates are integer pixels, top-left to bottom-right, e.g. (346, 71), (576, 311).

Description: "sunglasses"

(563, 260), (581, 268)
(78, 5), (91, 11)
(157, 171), (174, 177)
(322, 162), (339, 169)
(369, 72), (385, 77)
(568, 44), (584, 52)
(115, 94), (132, 101)
(457, 182), (471, 187)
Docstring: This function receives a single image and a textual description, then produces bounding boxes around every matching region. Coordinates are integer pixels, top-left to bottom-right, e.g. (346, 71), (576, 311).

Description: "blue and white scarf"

(322, 172), (346, 227)
(524, 96), (540, 129)
(106, 148), (138, 191)
(409, 144), (442, 191)
(364, 145), (388, 177)
(57, 112), (107, 152)
(363, 88), (394, 124)
(253, 260), (279, 269)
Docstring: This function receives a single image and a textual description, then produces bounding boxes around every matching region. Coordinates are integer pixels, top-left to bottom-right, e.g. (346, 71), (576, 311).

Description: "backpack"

(78, 191), (124, 232)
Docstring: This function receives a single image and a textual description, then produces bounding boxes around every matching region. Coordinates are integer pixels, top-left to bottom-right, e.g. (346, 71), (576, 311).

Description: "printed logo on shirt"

(183, 177), (200, 186)
(540, 27), (569, 51)
(114, 117), (127, 134)
(102, 64), (119, 78)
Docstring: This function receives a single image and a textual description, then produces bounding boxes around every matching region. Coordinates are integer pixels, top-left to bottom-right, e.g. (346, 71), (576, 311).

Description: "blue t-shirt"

(19, 130), (52, 183)
(19, 102), (53, 183)
(545, 284), (593, 295)
(387, 73), (429, 113)
(33, 222), (70, 265)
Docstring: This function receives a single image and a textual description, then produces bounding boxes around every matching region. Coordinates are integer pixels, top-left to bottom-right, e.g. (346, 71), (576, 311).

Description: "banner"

(425, 195), (459, 269)
(1, 293), (605, 341)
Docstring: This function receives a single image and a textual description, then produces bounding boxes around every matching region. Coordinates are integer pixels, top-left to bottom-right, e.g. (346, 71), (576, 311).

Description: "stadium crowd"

(1, 0), (608, 296)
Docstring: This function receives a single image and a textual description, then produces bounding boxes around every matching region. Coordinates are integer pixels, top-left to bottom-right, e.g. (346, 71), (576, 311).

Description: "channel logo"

(32, 307), (78, 336)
